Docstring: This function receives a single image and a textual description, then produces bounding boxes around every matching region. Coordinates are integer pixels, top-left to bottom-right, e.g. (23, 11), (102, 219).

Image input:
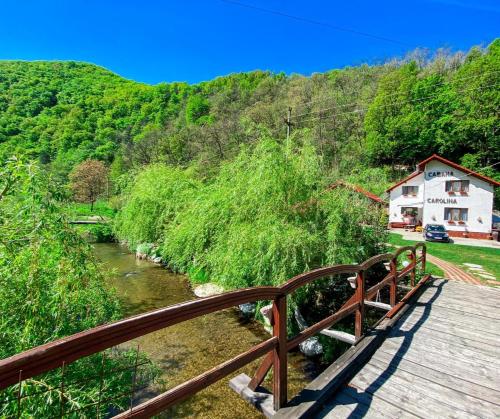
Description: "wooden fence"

(0, 243), (427, 417)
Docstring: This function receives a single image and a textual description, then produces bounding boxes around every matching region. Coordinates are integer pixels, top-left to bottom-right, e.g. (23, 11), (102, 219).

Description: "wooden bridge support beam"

(355, 271), (365, 339)
(272, 295), (288, 410)
(389, 259), (397, 307)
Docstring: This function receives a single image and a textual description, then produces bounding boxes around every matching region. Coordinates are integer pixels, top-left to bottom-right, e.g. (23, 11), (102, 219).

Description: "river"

(94, 243), (317, 418)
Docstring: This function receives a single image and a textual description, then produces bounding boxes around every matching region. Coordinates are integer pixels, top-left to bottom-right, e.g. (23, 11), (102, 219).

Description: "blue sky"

(0, 0), (498, 84)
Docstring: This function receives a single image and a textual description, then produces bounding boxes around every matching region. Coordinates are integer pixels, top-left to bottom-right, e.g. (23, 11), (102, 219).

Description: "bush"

(88, 222), (115, 242)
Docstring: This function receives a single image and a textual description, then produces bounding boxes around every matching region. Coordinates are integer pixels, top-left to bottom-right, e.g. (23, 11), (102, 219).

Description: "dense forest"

(1, 39), (498, 187)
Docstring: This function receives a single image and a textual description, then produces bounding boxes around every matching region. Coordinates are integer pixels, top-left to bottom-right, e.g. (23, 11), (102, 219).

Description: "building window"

(401, 207), (418, 216)
(402, 185), (418, 196)
(445, 180), (469, 194)
(444, 208), (468, 223)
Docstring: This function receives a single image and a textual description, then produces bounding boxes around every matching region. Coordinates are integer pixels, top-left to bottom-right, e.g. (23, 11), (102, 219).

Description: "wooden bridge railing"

(0, 243), (427, 417)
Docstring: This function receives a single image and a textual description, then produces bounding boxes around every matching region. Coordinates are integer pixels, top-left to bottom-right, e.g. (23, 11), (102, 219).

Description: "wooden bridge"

(271, 278), (500, 418)
(1, 243), (498, 417)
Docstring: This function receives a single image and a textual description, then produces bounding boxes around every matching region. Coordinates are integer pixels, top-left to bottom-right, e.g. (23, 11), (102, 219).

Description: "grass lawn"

(388, 233), (499, 282)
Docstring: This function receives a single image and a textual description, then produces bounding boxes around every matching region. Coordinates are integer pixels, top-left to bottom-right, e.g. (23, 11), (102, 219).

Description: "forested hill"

(0, 39), (499, 183)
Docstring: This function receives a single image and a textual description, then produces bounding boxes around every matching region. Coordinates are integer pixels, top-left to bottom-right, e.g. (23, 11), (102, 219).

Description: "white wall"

(422, 160), (494, 234)
(389, 173), (424, 224)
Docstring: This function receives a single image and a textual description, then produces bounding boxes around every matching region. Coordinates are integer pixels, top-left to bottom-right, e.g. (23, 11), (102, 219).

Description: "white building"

(388, 155), (499, 239)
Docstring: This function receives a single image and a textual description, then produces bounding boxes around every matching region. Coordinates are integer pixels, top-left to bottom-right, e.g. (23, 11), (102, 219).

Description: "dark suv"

(423, 224), (450, 242)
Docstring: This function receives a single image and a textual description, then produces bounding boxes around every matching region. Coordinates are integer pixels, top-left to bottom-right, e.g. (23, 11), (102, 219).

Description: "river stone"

(293, 307), (324, 356)
(260, 304), (273, 334)
(260, 304), (273, 325)
(239, 303), (256, 316)
(299, 337), (323, 357)
(152, 256), (162, 264)
(193, 283), (224, 298)
(294, 307), (308, 330)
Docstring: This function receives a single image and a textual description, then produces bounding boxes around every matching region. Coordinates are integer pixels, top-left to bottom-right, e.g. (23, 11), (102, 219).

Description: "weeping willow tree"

(117, 135), (388, 292)
(114, 164), (201, 249)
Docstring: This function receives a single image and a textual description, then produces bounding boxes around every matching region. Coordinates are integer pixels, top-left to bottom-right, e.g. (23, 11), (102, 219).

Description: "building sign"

(425, 171), (454, 180)
(427, 198), (458, 204)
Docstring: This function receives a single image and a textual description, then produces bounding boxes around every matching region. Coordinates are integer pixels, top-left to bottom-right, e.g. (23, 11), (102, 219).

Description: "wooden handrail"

(0, 243), (427, 416)
(0, 286), (282, 389)
(280, 264), (359, 295)
(359, 253), (393, 270)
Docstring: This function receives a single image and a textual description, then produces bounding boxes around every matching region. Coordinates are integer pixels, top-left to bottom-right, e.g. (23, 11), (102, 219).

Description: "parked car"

(423, 224), (450, 242)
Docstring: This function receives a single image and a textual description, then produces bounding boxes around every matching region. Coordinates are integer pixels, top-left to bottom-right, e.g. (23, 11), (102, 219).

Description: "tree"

(185, 94), (211, 124)
(69, 159), (109, 211)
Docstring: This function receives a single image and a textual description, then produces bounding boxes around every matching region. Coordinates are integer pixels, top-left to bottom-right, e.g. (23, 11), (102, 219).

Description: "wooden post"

(354, 271), (365, 339)
(409, 250), (416, 287)
(272, 295), (287, 411)
(286, 107), (292, 143)
(389, 259), (397, 307)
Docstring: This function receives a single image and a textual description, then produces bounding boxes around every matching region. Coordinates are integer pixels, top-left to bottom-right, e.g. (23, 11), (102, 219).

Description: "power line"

(220, 0), (414, 47)
(292, 69), (500, 118)
(293, 81), (500, 124)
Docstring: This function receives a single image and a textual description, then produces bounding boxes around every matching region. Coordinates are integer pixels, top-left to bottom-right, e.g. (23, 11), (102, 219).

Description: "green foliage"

(113, 164), (201, 249)
(1, 41), (498, 182)
(86, 223), (115, 242)
(185, 95), (211, 124)
(0, 158), (156, 416)
(0, 61), (189, 174)
(116, 137), (387, 301)
(365, 40), (500, 167)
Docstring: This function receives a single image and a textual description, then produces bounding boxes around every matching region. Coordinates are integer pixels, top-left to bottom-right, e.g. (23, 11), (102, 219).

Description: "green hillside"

(1, 40), (499, 184)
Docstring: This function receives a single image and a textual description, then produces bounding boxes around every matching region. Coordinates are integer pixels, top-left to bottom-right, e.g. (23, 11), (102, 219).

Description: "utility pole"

(286, 106), (292, 143)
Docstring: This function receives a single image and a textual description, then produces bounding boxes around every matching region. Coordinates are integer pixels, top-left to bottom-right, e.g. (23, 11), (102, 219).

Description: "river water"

(93, 243), (317, 418)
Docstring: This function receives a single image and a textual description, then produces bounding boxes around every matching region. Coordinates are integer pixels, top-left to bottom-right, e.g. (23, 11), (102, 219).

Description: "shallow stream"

(94, 243), (317, 418)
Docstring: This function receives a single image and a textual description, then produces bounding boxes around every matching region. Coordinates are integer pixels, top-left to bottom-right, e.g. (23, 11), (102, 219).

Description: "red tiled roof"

(292, 181), (385, 213)
(387, 154), (500, 192)
(386, 171), (422, 192)
(327, 181), (385, 204)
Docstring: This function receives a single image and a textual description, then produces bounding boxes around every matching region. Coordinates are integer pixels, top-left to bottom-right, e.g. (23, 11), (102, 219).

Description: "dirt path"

(426, 254), (482, 285)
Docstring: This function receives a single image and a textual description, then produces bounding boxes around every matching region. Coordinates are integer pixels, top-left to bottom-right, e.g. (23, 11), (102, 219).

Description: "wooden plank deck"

(316, 278), (500, 418)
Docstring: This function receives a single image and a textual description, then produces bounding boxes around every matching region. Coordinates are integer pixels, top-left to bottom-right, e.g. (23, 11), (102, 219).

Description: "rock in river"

(193, 283), (224, 298)
(239, 302), (256, 316)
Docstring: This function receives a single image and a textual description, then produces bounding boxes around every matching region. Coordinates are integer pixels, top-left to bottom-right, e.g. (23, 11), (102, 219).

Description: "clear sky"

(1, 0), (498, 84)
